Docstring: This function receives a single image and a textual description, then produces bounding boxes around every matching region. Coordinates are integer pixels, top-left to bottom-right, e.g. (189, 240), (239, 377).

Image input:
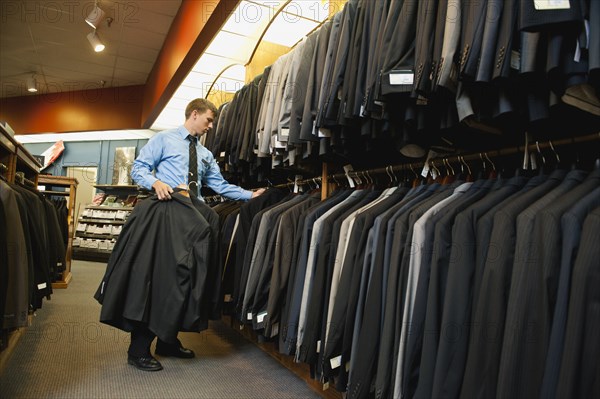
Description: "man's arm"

(131, 135), (173, 200)
(203, 155), (264, 201)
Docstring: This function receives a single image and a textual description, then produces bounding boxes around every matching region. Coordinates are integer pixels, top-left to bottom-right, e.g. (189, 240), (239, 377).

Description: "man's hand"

(252, 188), (266, 198)
(152, 180), (173, 200)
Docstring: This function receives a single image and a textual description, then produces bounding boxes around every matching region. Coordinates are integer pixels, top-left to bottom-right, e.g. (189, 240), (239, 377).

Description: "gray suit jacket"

(556, 206), (600, 399)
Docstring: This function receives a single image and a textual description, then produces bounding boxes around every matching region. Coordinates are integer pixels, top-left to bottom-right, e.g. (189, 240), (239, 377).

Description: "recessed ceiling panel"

(263, 12), (319, 47)
(204, 31), (255, 64)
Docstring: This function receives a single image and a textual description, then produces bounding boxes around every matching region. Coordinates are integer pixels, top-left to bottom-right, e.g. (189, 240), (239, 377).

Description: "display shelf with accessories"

(72, 184), (141, 262)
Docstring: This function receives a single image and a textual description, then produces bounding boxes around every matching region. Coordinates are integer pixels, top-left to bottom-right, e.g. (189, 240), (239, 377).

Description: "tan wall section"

(0, 85), (144, 134)
(245, 41), (291, 84)
(207, 89), (236, 109)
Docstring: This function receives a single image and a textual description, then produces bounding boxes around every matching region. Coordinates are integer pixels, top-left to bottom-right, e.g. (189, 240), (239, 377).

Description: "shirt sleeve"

(131, 135), (161, 190)
(203, 152), (252, 201)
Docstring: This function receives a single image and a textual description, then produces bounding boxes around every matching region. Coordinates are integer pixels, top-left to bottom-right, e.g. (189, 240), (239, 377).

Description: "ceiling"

(0, 0), (182, 99)
(1, 0), (335, 136)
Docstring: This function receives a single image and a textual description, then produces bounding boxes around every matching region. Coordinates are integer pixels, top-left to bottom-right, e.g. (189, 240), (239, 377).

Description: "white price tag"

(330, 355), (342, 369)
(37, 283), (47, 290)
(318, 127), (331, 138)
(256, 311), (267, 323)
(280, 128), (289, 137)
(317, 340), (321, 353)
(389, 70), (414, 85)
(534, 0), (570, 10)
(247, 312), (253, 321)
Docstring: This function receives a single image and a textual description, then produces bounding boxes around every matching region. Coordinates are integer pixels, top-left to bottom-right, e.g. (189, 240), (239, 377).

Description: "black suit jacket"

(95, 191), (218, 341)
(379, 0), (418, 96)
(519, 0), (584, 31)
(430, 175), (528, 399)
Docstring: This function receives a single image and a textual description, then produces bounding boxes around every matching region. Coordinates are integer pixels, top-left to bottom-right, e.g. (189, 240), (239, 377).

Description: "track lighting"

(85, 2), (106, 29)
(27, 75), (37, 92)
(87, 31), (105, 52)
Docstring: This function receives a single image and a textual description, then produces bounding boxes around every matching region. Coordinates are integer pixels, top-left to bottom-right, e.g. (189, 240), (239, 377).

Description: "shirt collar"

(177, 125), (192, 140)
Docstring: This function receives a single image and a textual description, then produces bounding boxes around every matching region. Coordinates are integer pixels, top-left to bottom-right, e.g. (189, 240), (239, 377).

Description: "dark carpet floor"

(0, 261), (321, 399)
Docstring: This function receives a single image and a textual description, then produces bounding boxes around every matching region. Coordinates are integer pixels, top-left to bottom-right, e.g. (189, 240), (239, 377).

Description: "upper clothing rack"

(288, 132), (600, 189)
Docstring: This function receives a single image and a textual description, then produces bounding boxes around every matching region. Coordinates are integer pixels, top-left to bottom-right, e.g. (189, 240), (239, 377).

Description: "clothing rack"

(323, 132), (600, 185)
(14, 172), (37, 189)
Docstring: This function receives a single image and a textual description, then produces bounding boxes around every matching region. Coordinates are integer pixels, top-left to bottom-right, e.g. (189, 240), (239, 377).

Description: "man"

(132, 98), (265, 202)
(124, 98), (264, 371)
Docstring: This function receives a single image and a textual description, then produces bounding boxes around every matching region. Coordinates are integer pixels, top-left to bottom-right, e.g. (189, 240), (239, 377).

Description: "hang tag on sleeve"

(534, 0), (570, 10)
(256, 311), (268, 324)
(330, 355), (342, 369)
(389, 70), (414, 85)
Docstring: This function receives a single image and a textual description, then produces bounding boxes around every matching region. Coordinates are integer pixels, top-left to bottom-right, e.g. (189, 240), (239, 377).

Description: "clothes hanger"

(462, 156), (474, 182)
(484, 152), (497, 180)
(547, 140), (564, 171)
(385, 166), (395, 188)
(535, 140), (547, 175)
(442, 158), (456, 185)
(409, 163), (422, 187)
(476, 153), (488, 180)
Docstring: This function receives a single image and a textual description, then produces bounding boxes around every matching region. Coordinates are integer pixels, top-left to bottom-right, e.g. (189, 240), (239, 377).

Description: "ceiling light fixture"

(85, 1), (106, 29)
(27, 74), (38, 92)
(87, 31), (105, 52)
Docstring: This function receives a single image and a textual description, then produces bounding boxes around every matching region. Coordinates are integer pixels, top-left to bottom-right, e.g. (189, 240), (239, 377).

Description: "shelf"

(94, 184), (139, 190)
(78, 218), (126, 224)
(72, 248), (111, 262)
(39, 175), (79, 186)
(84, 205), (134, 211)
(0, 132), (16, 153)
(16, 144), (41, 173)
(40, 190), (70, 196)
(75, 232), (119, 239)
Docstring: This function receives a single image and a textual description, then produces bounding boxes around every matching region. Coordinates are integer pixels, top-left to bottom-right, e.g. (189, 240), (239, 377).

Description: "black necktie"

(187, 135), (198, 196)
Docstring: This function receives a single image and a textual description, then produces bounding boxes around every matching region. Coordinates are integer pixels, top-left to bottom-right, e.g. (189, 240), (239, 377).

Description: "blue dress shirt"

(131, 125), (252, 201)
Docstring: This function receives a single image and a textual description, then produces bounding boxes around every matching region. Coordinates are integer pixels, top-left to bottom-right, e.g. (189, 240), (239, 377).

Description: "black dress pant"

(128, 322), (179, 357)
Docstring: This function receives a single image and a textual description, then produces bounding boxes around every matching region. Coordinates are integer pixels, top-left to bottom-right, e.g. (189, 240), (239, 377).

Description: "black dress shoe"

(127, 354), (163, 371)
(155, 344), (195, 358)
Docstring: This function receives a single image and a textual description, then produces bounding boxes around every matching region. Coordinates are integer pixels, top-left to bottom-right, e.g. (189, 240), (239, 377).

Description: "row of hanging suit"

(212, 164), (600, 399)
(0, 178), (68, 331)
(205, 0), (600, 182)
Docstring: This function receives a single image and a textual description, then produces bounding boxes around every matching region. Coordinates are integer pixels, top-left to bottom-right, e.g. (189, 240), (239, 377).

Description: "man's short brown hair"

(185, 98), (218, 120)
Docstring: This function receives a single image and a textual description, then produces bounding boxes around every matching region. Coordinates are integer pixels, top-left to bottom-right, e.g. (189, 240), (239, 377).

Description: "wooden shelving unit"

(0, 126), (41, 365)
(38, 175), (79, 289)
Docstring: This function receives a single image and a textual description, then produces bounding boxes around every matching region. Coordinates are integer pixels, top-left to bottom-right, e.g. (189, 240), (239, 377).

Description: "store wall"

(23, 139), (148, 186)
